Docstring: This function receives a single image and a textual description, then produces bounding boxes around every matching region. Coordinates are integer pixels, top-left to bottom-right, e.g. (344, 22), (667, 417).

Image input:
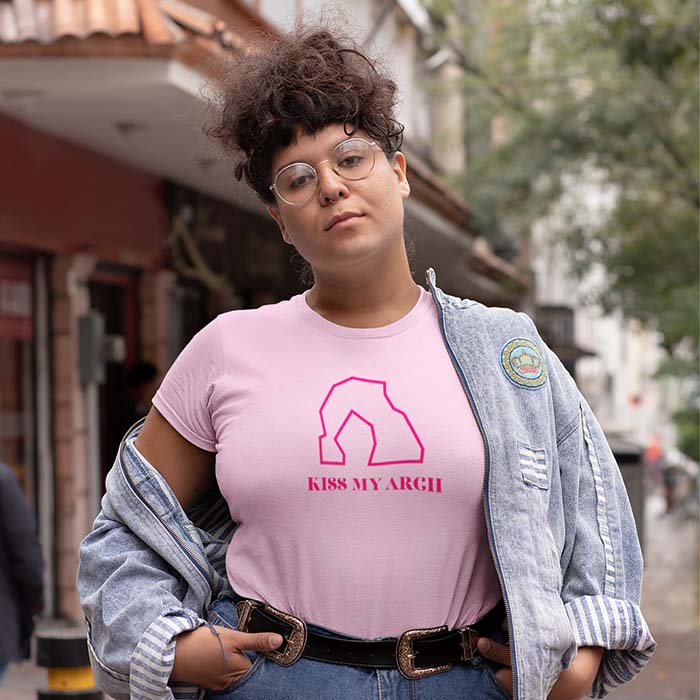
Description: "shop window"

(0, 257), (35, 500)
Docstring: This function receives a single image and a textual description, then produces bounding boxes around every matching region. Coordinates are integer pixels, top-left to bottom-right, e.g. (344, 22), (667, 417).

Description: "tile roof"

(0, 0), (245, 47)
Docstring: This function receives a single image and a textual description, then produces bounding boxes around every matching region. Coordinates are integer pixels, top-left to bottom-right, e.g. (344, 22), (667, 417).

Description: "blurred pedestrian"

(107, 361), (158, 464)
(644, 433), (663, 490)
(662, 463), (681, 513)
(0, 461), (43, 683)
(118, 361), (158, 429)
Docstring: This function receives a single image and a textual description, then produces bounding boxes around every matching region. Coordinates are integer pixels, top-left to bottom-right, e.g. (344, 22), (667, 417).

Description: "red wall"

(0, 114), (169, 267)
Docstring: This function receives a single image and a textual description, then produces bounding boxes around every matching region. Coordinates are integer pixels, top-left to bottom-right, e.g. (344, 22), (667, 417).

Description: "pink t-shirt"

(152, 286), (501, 639)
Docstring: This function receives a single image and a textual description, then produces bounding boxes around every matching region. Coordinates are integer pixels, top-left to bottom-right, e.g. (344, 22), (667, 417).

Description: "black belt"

(231, 592), (505, 680)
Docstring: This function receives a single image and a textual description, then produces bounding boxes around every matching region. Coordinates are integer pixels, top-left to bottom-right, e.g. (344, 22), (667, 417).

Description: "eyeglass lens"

(274, 139), (375, 204)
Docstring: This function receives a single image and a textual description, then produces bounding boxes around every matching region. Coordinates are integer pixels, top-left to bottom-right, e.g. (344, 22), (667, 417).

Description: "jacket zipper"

(425, 271), (518, 699)
(117, 423), (212, 588)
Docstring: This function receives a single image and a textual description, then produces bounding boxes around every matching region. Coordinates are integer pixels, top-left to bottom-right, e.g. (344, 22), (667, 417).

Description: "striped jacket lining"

(129, 498), (235, 700)
(581, 409), (617, 597)
(131, 609), (204, 700)
(565, 594), (656, 699)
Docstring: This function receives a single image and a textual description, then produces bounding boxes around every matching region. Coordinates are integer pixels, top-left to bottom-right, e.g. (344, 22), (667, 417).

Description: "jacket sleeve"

(548, 349), (656, 698)
(78, 509), (205, 700)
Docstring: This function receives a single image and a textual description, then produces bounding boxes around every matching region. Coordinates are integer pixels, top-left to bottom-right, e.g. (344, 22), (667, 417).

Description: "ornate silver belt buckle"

(396, 625), (450, 679)
(261, 604), (307, 666)
(234, 599), (307, 666)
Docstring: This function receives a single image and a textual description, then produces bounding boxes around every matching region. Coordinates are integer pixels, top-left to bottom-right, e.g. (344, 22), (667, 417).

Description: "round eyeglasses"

(269, 138), (378, 206)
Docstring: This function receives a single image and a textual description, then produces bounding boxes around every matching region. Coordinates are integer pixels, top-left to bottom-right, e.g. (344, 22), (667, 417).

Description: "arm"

(79, 408), (217, 699)
(541, 337), (655, 698)
(549, 648), (605, 699)
(135, 406), (217, 510)
(478, 638), (603, 700)
(135, 408), (283, 689)
(80, 408), (281, 699)
(79, 509), (205, 700)
(478, 334), (655, 700)
(556, 394), (655, 698)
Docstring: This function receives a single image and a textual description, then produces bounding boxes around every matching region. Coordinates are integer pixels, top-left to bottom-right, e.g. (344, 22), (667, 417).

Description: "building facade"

(1, 0), (530, 624)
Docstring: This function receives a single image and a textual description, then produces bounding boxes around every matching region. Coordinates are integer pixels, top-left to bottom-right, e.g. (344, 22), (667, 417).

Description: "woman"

(78, 25), (655, 700)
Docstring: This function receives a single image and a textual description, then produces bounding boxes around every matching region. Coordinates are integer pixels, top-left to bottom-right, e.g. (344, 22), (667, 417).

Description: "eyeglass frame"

(268, 137), (382, 206)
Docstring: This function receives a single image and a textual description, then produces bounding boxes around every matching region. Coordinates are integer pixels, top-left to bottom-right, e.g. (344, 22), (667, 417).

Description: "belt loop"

(234, 599), (257, 633)
(458, 627), (478, 662)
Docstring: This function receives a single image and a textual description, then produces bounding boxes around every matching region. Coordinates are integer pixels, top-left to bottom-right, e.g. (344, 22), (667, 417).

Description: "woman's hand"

(171, 625), (283, 690)
(477, 637), (604, 700)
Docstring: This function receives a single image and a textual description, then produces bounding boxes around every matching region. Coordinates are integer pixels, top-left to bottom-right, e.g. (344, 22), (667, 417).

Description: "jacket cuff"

(565, 595), (656, 698)
(130, 607), (205, 700)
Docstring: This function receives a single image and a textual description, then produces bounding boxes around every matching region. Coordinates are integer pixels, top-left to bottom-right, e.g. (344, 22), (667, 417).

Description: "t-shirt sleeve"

(151, 316), (224, 452)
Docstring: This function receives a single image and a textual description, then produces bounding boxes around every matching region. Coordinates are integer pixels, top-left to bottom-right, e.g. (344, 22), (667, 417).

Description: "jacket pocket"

(517, 443), (549, 490)
(206, 597), (267, 696)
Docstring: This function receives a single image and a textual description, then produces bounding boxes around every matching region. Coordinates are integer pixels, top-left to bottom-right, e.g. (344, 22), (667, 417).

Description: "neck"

(306, 253), (420, 328)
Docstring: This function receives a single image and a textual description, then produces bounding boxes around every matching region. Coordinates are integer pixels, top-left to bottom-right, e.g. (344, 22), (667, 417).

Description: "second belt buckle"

(396, 625), (451, 679)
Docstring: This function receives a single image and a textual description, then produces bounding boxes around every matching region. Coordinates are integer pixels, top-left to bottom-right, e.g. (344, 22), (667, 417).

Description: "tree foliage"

(428, 0), (699, 357)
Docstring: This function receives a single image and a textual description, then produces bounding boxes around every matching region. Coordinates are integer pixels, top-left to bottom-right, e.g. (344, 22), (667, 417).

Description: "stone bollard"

(36, 630), (102, 700)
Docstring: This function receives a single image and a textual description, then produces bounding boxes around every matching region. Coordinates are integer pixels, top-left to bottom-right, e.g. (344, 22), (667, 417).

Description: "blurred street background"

(0, 0), (698, 697)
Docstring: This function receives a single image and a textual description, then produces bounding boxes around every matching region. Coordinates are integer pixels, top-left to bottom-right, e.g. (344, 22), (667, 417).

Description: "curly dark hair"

(205, 24), (405, 206)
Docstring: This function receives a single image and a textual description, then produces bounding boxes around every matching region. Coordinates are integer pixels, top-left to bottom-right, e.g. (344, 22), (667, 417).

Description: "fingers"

(226, 630), (284, 652)
(495, 668), (514, 697)
(477, 636), (512, 667)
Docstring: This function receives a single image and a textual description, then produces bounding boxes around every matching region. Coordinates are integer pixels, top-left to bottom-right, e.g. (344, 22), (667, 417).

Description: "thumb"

(477, 636), (511, 666)
(233, 631), (284, 651)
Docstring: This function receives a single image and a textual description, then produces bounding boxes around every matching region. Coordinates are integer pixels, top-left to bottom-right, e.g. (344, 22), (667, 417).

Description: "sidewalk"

(1, 491), (697, 700)
(609, 491), (699, 700)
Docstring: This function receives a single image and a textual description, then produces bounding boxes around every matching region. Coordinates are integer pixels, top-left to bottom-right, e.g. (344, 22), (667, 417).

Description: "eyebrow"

(274, 136), (358, 174)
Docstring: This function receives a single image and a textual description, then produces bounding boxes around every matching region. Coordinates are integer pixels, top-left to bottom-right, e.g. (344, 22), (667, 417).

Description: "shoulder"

(437, 289), (539, 336)
(181, 298), (294, 348)
(438, 289), (580, 426)
(217, 295), (296, 325)
(215, 296), (300, 343)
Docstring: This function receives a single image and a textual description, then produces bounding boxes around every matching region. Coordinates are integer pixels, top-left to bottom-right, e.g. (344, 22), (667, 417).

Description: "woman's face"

(266, 123), (410, 280)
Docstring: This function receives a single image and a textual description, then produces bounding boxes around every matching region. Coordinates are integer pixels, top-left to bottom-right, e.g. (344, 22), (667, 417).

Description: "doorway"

(88, 268), (138, 492)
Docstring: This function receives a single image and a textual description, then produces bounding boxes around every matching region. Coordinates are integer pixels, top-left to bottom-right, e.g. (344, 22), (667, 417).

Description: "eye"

(288, 173), (314, 189)
(278, 164), (315, 191)
(333, 140), (371, 170)
(338, 154), (366, 168)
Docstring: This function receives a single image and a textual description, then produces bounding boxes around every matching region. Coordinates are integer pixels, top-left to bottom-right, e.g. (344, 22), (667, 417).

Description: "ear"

(267, 204), (293, 244)
(391, 152), (410, 200)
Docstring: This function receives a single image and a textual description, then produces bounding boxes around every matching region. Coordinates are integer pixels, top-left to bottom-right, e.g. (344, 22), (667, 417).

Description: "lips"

(325, 211), (364, 231)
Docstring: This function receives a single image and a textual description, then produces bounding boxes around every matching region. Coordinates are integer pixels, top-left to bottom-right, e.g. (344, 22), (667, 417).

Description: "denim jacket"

(78, 269), (655, 700)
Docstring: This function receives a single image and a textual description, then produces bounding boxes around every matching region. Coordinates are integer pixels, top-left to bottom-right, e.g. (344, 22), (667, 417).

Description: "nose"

(316, 161), (349, 204)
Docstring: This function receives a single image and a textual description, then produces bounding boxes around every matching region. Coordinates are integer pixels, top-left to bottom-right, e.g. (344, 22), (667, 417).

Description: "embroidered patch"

(500, 338), (547, 389)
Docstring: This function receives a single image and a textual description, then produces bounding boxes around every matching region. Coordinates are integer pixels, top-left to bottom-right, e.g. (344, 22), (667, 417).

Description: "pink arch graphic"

(318, 376), (425, 466)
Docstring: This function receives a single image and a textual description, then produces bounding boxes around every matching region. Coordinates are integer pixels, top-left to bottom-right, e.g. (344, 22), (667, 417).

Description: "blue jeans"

(0, 662), (6, 684)
(204, 594), (511, 700)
